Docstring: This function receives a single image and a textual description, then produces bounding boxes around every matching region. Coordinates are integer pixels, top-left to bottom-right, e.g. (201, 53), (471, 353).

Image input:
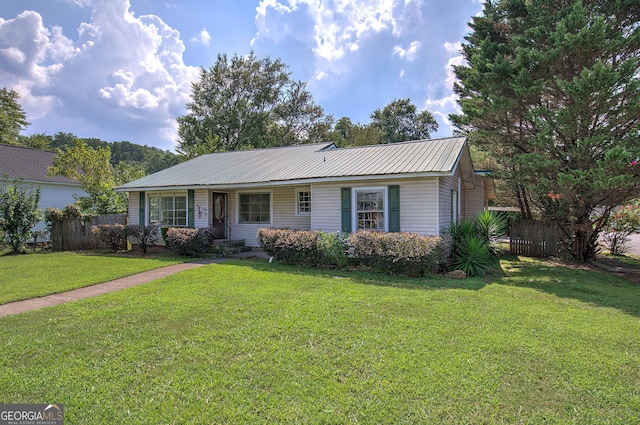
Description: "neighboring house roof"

(0, 144), (81, 185)
(117, 137), (474, 191)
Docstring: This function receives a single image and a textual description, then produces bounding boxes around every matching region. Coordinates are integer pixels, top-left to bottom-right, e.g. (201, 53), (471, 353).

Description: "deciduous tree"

(0, 179), (42, 253)
(48, 139), (145, 214)
(0, 88), (29, 145)
(177, 52), (326, 156)
(370, 99), (437, 144)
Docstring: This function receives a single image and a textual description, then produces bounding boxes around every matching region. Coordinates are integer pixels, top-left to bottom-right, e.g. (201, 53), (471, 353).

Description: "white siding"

(129, 191), (140, 226)
(399, 179), (438, 235)
(311, 178), (440, 236)
(35, 182), (86, 232)
(466, 178), (486, 217)
(273, 186), (311, 230)
(439, 173), (460, 232)
(310, 183), (342, 233)
(229, 186), (312, 246)
(194, 189), (209, 228)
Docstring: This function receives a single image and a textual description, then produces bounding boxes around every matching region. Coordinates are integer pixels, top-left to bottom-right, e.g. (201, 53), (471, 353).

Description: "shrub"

(450, 236), (492, 277)
(127, 224), (159, 254)
(445, 211), (507, 276)
(160, 226), (170, 246)
(92, 224), (130, 251)
(0, 179), (43, 254)
(62, 203), (83, 219)
(165, 227), (214, 256)
(257, 228), (321, 265)
(318, 232), (350, 268)
(45, 207), (64, 224)
(600, 204), (640, 255)
(348, 231), (444, 277)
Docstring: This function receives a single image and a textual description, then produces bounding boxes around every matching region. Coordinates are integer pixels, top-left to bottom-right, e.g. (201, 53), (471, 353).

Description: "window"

(239, 193), (271, 224)
(355, 188), (385, 231)
(296, 189), (311, 215)
(148, 193), (187, 226)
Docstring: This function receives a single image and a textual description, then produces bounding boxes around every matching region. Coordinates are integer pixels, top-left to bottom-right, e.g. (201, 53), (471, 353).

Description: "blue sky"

(0, 0), (483, 151)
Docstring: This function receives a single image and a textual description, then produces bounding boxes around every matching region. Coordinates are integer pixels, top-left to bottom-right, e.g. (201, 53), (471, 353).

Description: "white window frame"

(236, 191), (272, 225)
(147, 192), (188, 227)
(295, 187), (311, 216)
(352, 186), (388, 232)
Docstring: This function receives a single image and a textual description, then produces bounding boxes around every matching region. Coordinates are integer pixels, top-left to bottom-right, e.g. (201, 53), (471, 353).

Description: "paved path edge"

(0, 251), (268, 318)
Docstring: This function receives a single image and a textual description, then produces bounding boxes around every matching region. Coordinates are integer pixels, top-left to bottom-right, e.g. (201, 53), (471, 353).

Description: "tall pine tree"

(452, 0), (640, 261)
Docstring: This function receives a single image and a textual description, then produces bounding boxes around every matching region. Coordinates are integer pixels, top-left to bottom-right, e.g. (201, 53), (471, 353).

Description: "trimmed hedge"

(165, 227), (214, 256)
(92, 223), (130, 251)
(257, 228), (444, 276)
(257, 228), (321, 265)
(348, 231), (443, 276)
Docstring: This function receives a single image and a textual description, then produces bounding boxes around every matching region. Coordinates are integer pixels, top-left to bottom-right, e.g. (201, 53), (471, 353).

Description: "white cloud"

(190, 28), (211, 46)
(393, 40), (421, 61)
(0, 0), (200, 149)
(442, 42), (464, 90)
(254, 0), (398, 63)
(422, 41), (466, 134)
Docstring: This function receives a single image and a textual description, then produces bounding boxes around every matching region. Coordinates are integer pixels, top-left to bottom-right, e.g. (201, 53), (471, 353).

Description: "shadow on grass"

(224, 258), (489, 292)
(494, 255), (640, 318)
(226, 256), (640, 317)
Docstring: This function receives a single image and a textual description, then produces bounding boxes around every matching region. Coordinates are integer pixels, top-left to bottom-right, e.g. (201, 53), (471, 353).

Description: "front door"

(212, 193), (227, 238)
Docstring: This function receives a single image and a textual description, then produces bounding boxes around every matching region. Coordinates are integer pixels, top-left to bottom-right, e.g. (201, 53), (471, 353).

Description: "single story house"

(116, 137), (495, 247)
(0, 144), (86, 234)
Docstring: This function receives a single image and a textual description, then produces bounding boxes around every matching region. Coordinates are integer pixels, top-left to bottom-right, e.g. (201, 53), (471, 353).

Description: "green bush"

(257, 228), (321, 265)
(348, 231), (443, 277)
(258, 228), (445, 276)
(450, 236), (492, 277)
(160, 226), (170, 246)
(127, 224), (159, 254)
(318, 232), (350, 268)
(44, 207), (64, 224)
(165, 227), (214, 256)
(91, 224), (130, 251)
(0, 179), (43, 254)
(600, 204), (640, 255)
(445, 211), (507, 276)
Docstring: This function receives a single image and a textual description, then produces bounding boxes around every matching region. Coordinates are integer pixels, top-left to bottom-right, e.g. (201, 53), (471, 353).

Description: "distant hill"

(19, 132), (181, 174)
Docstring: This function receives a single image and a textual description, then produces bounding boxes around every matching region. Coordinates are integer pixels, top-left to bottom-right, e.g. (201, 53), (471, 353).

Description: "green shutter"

(388, 185), (400, 232)
(188, 190), (195, 228)
(139, 191), (145, 227)
(341, 187), (352, 234)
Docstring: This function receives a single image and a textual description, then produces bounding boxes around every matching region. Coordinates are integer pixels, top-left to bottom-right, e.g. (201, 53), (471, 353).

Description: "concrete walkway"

(0, 250), (269, 318)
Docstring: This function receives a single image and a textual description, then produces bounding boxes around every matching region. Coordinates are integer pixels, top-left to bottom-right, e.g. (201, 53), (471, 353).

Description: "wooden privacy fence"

(50, 214), (127, 251)
(509, 220), (563, 257)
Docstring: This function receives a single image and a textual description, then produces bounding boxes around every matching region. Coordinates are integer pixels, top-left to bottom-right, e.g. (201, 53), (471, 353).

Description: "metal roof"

(117, 137), (469, 191)
(0, 144), (81, 185)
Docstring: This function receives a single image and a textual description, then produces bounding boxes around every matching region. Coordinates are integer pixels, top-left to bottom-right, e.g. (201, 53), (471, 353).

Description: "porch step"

(209, 239), (250, 256)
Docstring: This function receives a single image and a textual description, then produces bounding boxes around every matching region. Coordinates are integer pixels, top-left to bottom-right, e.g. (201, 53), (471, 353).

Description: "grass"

(0, 251), (185, 304)
(1, 257), (639, 423)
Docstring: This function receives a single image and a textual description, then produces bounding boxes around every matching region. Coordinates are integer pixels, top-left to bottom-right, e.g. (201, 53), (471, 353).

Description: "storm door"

(212, 192), (227, 238)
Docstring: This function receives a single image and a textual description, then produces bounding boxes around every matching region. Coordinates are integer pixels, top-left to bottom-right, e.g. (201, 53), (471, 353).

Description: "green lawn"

(0, 257), (639, 424)
(0, 251), (184, 304)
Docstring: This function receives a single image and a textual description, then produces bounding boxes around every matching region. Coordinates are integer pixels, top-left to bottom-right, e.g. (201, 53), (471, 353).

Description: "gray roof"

(117, 137), (469, 191)
(0, 144), (81, 185)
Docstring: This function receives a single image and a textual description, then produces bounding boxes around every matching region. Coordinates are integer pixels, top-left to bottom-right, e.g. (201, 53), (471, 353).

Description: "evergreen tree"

(452, 0), (640, 261)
